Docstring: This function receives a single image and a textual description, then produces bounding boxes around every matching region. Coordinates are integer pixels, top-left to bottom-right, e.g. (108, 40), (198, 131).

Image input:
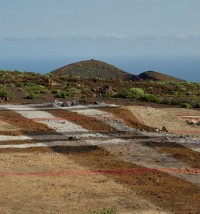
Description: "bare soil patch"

(63, 147), (200, 213)
(1, 104), (200, 213)
(101, 107), (156, 132)
(0, 109), (55, 135)
(0, 151), (164, 214)
(45, 109), (118, 133)
(140, 140), (200, 169)
(123, 106), (200, 137)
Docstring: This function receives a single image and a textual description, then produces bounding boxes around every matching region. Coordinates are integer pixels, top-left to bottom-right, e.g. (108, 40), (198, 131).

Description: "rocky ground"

(0, 101), (199, 213)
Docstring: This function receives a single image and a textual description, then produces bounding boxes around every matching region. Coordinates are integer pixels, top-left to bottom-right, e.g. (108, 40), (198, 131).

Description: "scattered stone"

(161, 126), (168, 132)
(54, 100), (63, 106)
(68, 136), (79, 140)
(165, 136), (171, 141)
(94, 101), (102, 105)
(69, 136), (75, 140)
(71, 100), (80, 106)
(61, 101), (72, 107)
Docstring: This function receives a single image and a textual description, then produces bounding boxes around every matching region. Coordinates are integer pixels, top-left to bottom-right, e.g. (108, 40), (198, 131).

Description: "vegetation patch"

(114, 87), (161, 103)
(26, 83), (48, 99)
(0, 85), (12, 100)
(141, 94), (161, 103)
(54, 90), (71, 99)
(181, 103), (191, 109)
(90, 208), (117, 214)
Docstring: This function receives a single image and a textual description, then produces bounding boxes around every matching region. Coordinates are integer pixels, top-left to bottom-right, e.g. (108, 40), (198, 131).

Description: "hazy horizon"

(1, 56), (199, 82)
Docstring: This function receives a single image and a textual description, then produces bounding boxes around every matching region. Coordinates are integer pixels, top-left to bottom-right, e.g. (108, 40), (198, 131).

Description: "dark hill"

(51, 59), (139, 81)
(139, 71), (184, 82)
(51, 60), (184, 82)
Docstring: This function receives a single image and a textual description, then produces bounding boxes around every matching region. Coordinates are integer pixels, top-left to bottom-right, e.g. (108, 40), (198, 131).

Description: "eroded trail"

(0, 104), (200, 213)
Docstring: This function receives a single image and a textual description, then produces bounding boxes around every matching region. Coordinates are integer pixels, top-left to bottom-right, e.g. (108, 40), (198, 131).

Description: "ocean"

(0, 56), (199, 82)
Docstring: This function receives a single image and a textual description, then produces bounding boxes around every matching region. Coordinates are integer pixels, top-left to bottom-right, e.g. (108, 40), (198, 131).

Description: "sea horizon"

(0, 56), (199, 82)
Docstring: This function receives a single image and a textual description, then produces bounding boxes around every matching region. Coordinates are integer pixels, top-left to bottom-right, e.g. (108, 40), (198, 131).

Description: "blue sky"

(0, 0), (200, 81)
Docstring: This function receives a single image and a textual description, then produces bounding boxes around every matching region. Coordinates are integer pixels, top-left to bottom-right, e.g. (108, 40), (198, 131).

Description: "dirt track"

(0, 103), (200, 213)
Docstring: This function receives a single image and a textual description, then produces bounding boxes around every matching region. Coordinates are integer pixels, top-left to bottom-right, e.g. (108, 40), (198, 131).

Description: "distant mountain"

(139, 71), (184, 82)
(51, 59), (184, 82)
(51, 59), (139, 81)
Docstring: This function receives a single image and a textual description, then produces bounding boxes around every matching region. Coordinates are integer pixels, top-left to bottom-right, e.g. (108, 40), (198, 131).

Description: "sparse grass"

(89, 208), (117, 214)
(82, 87), (92, 96)
(0, 68), (199, 106)
(15, 82), (24, 87)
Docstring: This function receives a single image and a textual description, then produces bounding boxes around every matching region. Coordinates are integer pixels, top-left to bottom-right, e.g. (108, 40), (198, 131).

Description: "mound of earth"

(139, 71), (184, 82)
(123, 106), (200, 136)
(51, 59), (138, 81)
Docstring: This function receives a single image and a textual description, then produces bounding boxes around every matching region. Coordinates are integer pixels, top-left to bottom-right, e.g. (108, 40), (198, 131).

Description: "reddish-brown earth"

(0, 104), (200, 213)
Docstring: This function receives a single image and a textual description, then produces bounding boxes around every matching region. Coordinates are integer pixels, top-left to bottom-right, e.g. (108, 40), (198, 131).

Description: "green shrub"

(0, 90), (12, 99)
(0, 85), (12, 99)
(26, 92), (38, 99)
(26, 83), (47, 93)
(82, 88), (92, 96)
(26, 84), (48, 99)
(114, 88), (144, 99)
(52, 89), (60, 94)
(113, 89), (128, 99)
(103, 93), (113, 98)
(15, 82), (24, 87)
(128, 87), (144, 98)
(194, 103), (200, 108)
(171, 98), (179, 105)
(55, 90), (70, 98)
(181, 103), (191, 108)
(67, 87), (81, 97)
(90, 208), (117, 214)
(172, 91), (182, 96)
(141, 94), (161, 103)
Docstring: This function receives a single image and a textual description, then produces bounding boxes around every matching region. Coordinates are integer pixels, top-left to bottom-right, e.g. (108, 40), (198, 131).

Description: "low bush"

(55, 90), (70, 98)
(128, 87), (144, 98)
(141, 94), (161, 103)
(0, 85), (12, 99)
(113, 89), (128, 99)
(181, 103), (191, 108)
(26, 92), (38, 99)
(67, 87), (81, 97)
(172, 91), (182, 96)
(82, 88), (92, 96)
(170, 98), (179, 105)
(90, 208), (116, 214)
(15, 82), (24, 87)
(194, 103), (200, 108)
(26, 84), (48, 99)
(114, 88), (144, 99)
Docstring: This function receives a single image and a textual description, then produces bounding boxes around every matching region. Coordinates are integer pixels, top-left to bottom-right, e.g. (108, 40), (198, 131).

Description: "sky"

(0, 0), (200, 81)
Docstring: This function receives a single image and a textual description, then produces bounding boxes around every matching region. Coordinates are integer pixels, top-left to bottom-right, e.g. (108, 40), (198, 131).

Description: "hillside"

(139, 71), (184, 82)
(51, 59), (139, 81)
(51, 60), (184, 82)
